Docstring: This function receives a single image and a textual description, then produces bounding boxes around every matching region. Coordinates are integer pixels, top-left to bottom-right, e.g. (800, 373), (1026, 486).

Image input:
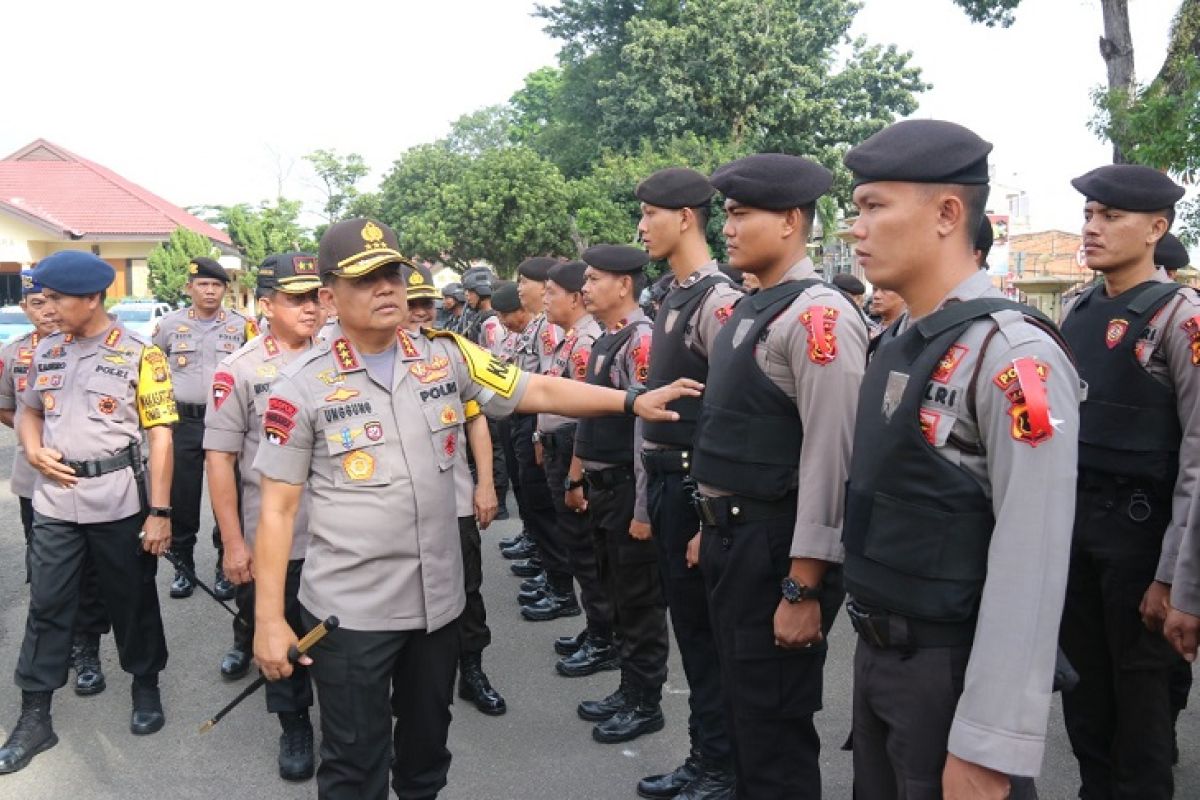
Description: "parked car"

(0, 306), (33, 344)
(110, 301), (173, 337)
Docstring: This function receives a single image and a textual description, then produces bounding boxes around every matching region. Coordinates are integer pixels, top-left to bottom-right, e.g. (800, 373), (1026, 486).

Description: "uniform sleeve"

(782, 298), (866, 561)
(203, 358), (250, 453)
(621, 329), (653, 524)
(692, 282), (742, 358)
(947, 335), (1080, 776)
(152, 317), (168, 351)
(251, 375), (314, 486)
(0, 341), (18, 412)
(1154, 295), (1200, 588)
(136, 345), (179, 428)
(18, 350), (40, 411)
(444, 333), (530, 417)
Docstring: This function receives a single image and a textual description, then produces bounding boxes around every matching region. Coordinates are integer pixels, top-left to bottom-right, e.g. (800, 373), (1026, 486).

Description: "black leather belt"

(584, 464), (635, 492)
(691, 491), (796, 527)
(641, 448), (691, 474)
(846, 600), (976, 650)
(65, 445), (140, 479)
(176, 401), (206, 420)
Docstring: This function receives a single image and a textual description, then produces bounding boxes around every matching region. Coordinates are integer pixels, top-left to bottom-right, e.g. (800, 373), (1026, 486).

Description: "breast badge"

(97, 396), (118, 415)
(324, 386), (360, 402)
(176, 355), (188, 368)
(1105, 319), (1129, 350)
(410, 356), (450, 384)
(342, 450), (376, 481)
(440, 405), (458, 425)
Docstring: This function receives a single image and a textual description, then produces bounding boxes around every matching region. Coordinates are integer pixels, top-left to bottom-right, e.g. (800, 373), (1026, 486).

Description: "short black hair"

(688, 204), (710, 233)
(798, 203), (816, 232)
(630, 272), (648, 296)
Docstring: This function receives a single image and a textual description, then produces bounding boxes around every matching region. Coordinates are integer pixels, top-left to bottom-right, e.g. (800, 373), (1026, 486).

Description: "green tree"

(377, 143), (472, 266)
(197, 199), (314, 289)
(147, 227), (215, 305)
(446, 105), (516, 155)
(304, 149), (370, 223)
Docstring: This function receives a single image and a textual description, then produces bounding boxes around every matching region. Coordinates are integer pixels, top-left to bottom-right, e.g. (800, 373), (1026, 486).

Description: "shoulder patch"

(800, 305), (839, 365)
(993, 356), (1053, 447)
(429, 329), (519, 398)
(212, 371), (235, 410)
(1180, 316), (1200, 366)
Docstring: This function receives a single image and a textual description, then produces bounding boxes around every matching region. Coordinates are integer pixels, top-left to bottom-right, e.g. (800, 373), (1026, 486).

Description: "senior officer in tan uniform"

(154, 256), (257, 600)
(204, 252), (323, 781)
(0, 271), (113, 700)
(1058, 165), (1198, 800)
(0, 251), (177, 774)
(250, 218), (700, 800)
(841, 120), (1080, 800)
(636, 167), (743, 800)
(688, 155), (865, 799)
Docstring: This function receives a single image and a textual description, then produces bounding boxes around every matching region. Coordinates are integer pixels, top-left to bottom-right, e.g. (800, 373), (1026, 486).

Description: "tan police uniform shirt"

(886, 269), (1082, 776)
(479, 314), (508, 358)
(153, 306), (257, 405)
(19, 320), (178, 524)
(1058, 274), (1200, 616)
(0, 331), (44, 498)
(251, 324), (529, 632)
(538, 314), (603, 434)
(578, 309), (653, 524)
(202, 333), (314, 561)
(697, 258), (866, 563)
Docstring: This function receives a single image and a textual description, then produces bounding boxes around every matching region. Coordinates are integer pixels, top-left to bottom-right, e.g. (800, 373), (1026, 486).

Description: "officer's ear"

(318, 286), (336, 315)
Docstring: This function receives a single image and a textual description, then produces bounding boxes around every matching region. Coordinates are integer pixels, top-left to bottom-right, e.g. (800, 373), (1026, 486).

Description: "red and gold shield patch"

(918, 408), (941, 445)
(1105, 319), (1129, 349)
(1180, 316), (1200, 366)
(714, 304), (733, 325)
(800, 306), (839, 366)
(211, 370), (235, 410)
(993, 357), (1053, 447)
(931, 345), (969, 384)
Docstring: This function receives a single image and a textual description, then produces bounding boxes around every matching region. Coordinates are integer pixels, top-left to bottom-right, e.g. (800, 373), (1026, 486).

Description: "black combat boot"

(213, 565), (236, 601)
(554, 628), (588, 657)
(130, 676), (165, 735)
(637, 744), (702, 799)
(277, 710), (315, 781)
(169, 552), (194, 599)
(0, 691), (57, 774)
(520, 573), (548, 593)
(509, 558), (543, 578)
(676, 757), (736, 800)
(458, 651), (507, 716)
(593, 687), (665, 744)
(220, 646), (251, 679)
(501, 537), (538, 561)
(497, 529), (526, 550)
(556, 635), (620, 677)
(577, 678), (633, 722)
(71, 633), (106, 696)
(521, 589), (581, 622)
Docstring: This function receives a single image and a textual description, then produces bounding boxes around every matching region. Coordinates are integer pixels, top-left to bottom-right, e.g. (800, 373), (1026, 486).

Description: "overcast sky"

(0, 0), (1179, 234)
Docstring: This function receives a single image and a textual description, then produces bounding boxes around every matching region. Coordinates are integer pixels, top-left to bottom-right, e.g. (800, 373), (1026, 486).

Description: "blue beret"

(710, 154), (833, 210)
(32, 251), (115, 295)
(582, 245), (649, 273)
(845, 120), (992, 186)
(636, 167), (715, 209)
(1156, 233), (1190, 271)
(20, 269), (43, 296)
(1071, 165), (1184, 212)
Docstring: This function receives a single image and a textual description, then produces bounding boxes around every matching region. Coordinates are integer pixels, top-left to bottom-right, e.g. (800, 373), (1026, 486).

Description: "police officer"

(438, 282), (467, 331)
(536, 260), (618, 676)
(1059, 164), (1197, 800)
(204, 252), (323, 780)
(867, 288), (906, 335)
(635, 167), (743, 799)
(153, 256), (257, 600)
(462, 270), (505, 353)
(689, 154), (864, 798)
(841, 120), (1079, 799)
(0, 251), (177, 773)
(251, 218), (698, 799)
(0, 271), (113, 698)
(566, 244), (669, 745)
(405, 263), (506, 716)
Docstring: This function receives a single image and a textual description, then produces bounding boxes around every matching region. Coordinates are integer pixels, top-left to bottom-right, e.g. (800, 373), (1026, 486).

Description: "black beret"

(491, 280), (522, 313)
(517, 256), (559, 282)
(1070, 164), (1185, 212)
(581, 244), (649, 274)
(548, 260), (587, 292)
(441, 282), (466, 302)
(1156, 233), (1190, 271)
(32, 251), (115, 296)
(710, 154), (833, 210)
(844, 120), (993, 186)
(189, 256), (229, 283)
(318, 218), (409, 278)
(462, 271), (494, 297)
(258, 252), (320, 294)
(975, 216), (994, 256)
(635, 167), (715, 209)
(831, 273), (866, 296)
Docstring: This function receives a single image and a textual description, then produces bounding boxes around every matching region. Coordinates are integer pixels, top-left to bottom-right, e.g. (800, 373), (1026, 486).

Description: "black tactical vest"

(1060, 281), (1182, 485)
(843, 298), (1059, 623)
(575, 320), (648, 464)
(689, 280), (818, 499)
(643, 274), (728, 448)
(462, 307), (496, 346)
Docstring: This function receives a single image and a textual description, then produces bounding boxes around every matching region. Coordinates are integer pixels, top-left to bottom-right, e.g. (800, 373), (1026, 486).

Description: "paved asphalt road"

(0, 425), (1195, 798)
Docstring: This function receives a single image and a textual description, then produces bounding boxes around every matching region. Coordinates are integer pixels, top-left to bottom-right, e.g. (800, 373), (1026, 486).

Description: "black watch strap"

(148, 506), (172, 518)
(624, 386), (646, 415)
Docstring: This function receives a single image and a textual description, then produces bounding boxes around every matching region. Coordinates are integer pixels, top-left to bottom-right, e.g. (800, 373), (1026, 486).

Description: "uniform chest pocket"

(319, 419), (392, 488)
(421, 399), (465, 472)
(170, 339), (197, 353)
(86, 372), (132, 423)
(252, 392), (270, 417)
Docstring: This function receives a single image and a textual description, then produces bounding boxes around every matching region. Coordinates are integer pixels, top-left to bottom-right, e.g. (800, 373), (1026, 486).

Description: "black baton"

(199, 615), (339, 733)
(160, 550), (238, 618)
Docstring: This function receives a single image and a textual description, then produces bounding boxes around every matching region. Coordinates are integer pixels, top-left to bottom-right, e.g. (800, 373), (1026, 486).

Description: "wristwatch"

(624, 386), (647, 415)
(564, 476), (585, 491)
(781, 576), (821, 603)
(532, 431), (541, 444)
(148, 506), (172, 518)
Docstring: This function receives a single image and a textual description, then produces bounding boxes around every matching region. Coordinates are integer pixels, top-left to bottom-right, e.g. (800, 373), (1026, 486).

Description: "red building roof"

(0, 139), (231, 245)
